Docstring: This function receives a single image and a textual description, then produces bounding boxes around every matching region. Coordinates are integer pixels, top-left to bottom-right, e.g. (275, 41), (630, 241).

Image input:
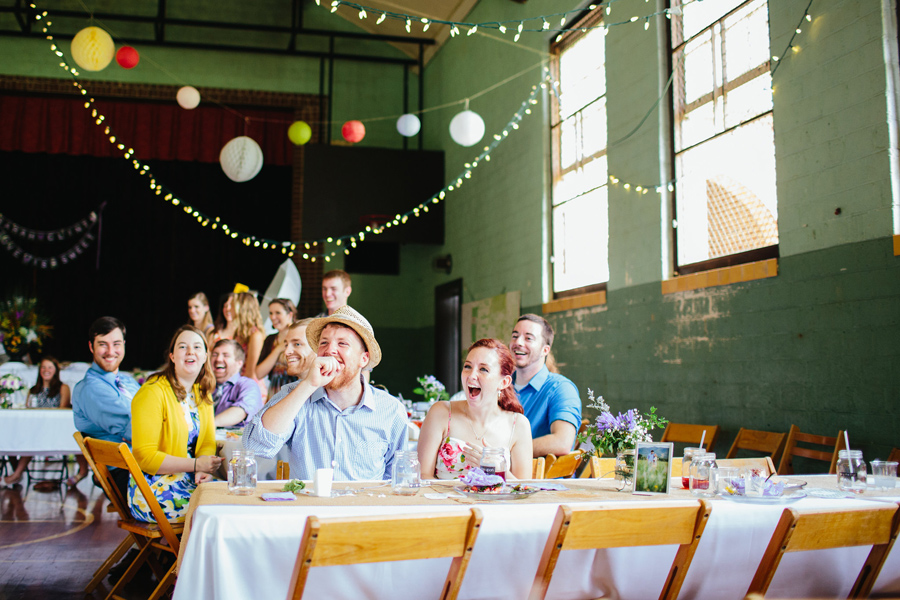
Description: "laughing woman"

(130, 325), (223, 522)
(418, 338), (533, 480)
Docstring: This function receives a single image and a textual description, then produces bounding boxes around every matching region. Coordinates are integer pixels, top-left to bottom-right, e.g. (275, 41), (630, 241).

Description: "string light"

(771, 0), (814, 77)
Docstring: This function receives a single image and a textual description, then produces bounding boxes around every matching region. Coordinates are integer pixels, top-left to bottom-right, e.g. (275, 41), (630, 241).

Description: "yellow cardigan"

(131, 376), (216, 475)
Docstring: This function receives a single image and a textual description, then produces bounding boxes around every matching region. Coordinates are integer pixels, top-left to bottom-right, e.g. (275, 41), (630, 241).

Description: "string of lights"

(770, 0), (815, 77)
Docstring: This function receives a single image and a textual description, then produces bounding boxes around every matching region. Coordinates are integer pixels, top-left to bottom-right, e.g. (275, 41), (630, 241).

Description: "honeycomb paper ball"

(71, 27), (115, 72)
(288, 121), (312, 145)
(220, 136), (264, 182)
(341, 120), (366, 144)
(176, 86), (201, 110)
(116, 46), (140, 69)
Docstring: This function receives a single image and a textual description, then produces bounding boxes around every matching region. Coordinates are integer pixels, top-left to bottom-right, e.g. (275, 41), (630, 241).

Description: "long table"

(173, 476), (900, 600)
(0, 408), (80, 455)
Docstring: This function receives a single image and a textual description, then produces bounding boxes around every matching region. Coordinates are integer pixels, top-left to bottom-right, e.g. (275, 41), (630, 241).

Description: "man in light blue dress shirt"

(244, 306), (407, 481)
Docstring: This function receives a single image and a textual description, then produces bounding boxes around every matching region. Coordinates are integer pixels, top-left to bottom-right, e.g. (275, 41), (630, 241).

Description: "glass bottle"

(391, 451), (421, 495)
(681, 447), (703, 489)
(837, 449), (867, 494)
(227, 450), (257, 495)
(480, 448), (508, 481)
(689, 452), (717, 497)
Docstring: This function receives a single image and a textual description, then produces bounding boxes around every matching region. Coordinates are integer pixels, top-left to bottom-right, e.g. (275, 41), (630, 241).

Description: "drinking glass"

(837, 450), (867, 494)
(869, 460), (898, 491)
(227, 450), (257, 495)
(314, 468), (334, 497)
(712, 466), (739, 494)
(689, 452), (717, 497)
(681, 447), (703, 489)
(391, 451), (421, 495)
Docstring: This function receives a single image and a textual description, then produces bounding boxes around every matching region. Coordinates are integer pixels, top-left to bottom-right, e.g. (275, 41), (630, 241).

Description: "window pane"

(724, 74), (772, 129)
(723, 1), (770, 81)
(681, 0), (744, 40)
(683, 32), (715, 106)
(559, 115), (579, 171)
(559, 30), (606, 116)
(552, 187), (609, 292)
(581, 97), (607, 158)
(554, 155), (607, 207)
(675, 114), (777, 265)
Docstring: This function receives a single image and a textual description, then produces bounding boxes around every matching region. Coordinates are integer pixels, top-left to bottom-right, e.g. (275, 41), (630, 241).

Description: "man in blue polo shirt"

(510, 314), (581, 457)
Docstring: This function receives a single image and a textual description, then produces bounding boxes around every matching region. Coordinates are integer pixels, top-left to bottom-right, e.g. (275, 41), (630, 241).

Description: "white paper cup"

(314, 468), (333, 497)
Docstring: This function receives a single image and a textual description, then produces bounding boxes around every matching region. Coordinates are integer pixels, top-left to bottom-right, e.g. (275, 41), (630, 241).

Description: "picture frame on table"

(634, 442), (674, 495)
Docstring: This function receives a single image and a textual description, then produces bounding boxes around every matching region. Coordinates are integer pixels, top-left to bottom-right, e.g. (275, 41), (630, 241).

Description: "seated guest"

(244, 306), (407, 481)
(130, 325), (222, 523)
(208, 293), (236, 345)
(211, 339), (263, 427)
(275, 319), (316, 386)
(418, 339), (533, 480)
(187, 292), (215, 336)
(73, 317), (140, 491)
(256, 300), (301, 398)
(510, 314), (581, 457)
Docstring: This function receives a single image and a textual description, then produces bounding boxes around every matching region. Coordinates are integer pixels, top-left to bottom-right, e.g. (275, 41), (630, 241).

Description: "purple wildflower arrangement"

(576, 389), (667, 457)
(413, 374), (449, 404)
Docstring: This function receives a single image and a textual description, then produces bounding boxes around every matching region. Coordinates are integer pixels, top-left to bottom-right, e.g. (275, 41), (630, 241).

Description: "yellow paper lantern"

(70, 27), (115, 71)
(287, 121), (312, 145)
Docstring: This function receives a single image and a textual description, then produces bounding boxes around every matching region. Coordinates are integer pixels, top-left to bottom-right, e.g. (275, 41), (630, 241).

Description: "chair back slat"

(532, 457), (545, 479)
(725, 428), (786, 465)
(289, 509), (482, 600)
(715, 457), (776, 477)
(661, 423), (720, 454)
(74, 432), (130, 519)
(543, 451), (583, 479)
(777, 424), (845, 475)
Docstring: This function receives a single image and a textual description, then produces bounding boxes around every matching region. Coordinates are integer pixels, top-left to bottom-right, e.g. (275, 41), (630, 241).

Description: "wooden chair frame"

(543, 450), (584, 479)
(777, 424), (845, 475)
(276, 460), (290, 480)
(715, 457), (777, 477)
(660, 423), (720, 454)
(747, 504), (900, 598)
(82, 436), (183, 600)
(725, 427), (787, 465)
(287, 508), (483, 600)
(528, 500), (712, 600)
(532, 457), (546, 479)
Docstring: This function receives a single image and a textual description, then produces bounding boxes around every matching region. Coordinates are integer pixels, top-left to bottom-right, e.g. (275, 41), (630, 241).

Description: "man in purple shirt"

(212, 339), (263, 428)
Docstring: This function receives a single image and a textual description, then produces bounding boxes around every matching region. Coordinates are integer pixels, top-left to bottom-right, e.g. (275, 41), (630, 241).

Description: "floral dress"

(433, 403), (516, 479)
(128, 395), (200, 523)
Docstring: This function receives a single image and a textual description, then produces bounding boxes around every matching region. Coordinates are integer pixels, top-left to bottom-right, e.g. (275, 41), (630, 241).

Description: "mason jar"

(837, 449), (867, 494)
(480, 448), (508, 481)
(227, 450), (257, 495)
(391, 450), (421, 495)
(689, 452), (717, 497)
(681, 447), (704, 489)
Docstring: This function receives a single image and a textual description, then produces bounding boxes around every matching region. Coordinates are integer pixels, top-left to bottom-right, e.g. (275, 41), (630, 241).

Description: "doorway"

(434, 279), (462, 395)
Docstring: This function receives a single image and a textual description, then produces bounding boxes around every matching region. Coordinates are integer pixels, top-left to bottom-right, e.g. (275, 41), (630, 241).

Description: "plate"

(719, 491), (807, 504)
(454, 484), (540, 501)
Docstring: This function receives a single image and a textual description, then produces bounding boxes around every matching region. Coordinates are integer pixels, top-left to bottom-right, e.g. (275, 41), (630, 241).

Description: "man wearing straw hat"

(243, 306), (408, 481)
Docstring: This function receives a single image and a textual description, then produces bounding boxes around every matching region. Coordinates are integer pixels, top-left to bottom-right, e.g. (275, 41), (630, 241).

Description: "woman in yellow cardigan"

(130, 325), (223, 522)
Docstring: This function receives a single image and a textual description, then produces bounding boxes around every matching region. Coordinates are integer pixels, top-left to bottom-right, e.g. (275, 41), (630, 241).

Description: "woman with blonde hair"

(187, 292), (214, 336)
(231, 292), (265, 379)
(130, 325), (222, 522)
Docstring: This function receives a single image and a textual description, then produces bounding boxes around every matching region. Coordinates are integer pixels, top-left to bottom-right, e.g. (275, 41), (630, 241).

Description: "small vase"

(615, 448), (636, 491)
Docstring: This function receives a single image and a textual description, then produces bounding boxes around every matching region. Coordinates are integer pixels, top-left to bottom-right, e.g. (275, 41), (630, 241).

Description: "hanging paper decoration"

(449, 110), (485, 147)
(176, 86), (201, 109)
(396, 114), (421, 137)
(342, 120), (366, 144)
(0, 211), (98, 242)
(219, 136), (264, 182)
(70, 26), (115, 71)
(116, 46), (140, 69)
(288, 121), (312, 145)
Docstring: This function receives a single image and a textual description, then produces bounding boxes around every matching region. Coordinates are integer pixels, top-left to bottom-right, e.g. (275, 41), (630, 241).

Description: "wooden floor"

(0, 472), (161, 600)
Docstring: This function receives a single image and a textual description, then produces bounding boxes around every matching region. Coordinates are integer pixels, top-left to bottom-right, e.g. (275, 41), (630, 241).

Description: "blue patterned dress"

(128, 395), (200, 523)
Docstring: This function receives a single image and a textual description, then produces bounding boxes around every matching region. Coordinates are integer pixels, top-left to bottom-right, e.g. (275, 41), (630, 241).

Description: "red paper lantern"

(342, 120), (366, 144)
(116, 46), (140, 69)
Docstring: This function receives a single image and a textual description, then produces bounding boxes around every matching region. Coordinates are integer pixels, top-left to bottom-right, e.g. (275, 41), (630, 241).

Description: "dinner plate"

(454, 484), (540, 501)
(719, 491), (807, 504)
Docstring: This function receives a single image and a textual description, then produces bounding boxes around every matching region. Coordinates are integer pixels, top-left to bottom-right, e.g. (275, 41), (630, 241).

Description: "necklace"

(463, 404), (493, 442)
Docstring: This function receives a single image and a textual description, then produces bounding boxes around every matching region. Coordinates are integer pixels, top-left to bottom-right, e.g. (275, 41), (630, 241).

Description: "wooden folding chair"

(528, 500), (712, 600)
(286, 508), (483, 600)
(777, 424), (845, 475)
(660, 422), (720, 454)
(277, 460), (290, 479)
(543, 451), (584, 479)
(532, 457), (546, 479)
(888, 447), (900, 463)
(715, 456), (777, 477)
(725, 427), (787, 465)
(747, 504), (900, 598)
(83, 437), (183, 600)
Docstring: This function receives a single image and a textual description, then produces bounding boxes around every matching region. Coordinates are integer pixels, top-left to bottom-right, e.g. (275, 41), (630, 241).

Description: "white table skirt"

(0, 408), (80, 455)
(173, 484), (900, 600)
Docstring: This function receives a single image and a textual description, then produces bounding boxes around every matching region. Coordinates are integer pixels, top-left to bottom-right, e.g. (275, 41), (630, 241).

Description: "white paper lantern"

(449, 110), (485, 147)
(176, 86), (201, 110)
(70, 26), (115, 71)
(396, 114), (421, 137)
(219, 136), (264, 183)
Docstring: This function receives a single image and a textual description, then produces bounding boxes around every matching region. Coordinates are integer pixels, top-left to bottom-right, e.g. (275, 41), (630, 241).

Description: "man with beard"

(243, 306), (407, 481)
(510, 314), (581, 457)
(211, 339), (262, 427)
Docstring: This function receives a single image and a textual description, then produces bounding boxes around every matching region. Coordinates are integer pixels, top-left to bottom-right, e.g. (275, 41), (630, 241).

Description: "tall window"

(550, 11), (608, 295)
(671, 0), (777, 272)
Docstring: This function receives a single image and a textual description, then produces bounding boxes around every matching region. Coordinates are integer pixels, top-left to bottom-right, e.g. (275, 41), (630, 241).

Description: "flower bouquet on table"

(0, 374), (25, 408)
(0, 296), (52, 362)
(413, 375), (450, 405)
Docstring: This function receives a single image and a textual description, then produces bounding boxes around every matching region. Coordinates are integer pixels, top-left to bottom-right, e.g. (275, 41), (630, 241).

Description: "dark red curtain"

(0, 94), (295, 165)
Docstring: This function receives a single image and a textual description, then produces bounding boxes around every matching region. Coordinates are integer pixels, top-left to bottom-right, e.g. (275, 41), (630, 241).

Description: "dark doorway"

(434, 279), (462, 395)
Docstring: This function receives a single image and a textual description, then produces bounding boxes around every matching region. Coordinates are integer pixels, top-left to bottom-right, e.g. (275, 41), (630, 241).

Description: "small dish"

(455, 484), (540, 501)
(719, 491), (807, 504)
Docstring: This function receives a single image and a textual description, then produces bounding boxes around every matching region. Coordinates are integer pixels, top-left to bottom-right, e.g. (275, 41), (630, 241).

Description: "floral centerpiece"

(413, 375), (450, 404)
(0, 296), (52, 361)
(0, 373), (25, 408)
(576, 389), (668, 457)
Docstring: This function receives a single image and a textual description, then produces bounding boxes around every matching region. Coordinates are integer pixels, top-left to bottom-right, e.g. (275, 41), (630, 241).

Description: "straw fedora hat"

(305, 306), (382, 369)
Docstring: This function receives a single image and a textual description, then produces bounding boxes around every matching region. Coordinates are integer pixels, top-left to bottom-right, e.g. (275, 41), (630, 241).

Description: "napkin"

(261, 492), (297, 501)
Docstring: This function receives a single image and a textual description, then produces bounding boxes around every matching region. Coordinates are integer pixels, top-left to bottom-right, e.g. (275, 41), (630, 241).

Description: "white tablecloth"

(173, 479), (900, 600)
(0, 408), (80, 455)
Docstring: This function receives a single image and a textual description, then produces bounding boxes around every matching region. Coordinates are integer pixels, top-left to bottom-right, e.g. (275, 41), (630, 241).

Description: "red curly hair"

(466, 338), (524, 414)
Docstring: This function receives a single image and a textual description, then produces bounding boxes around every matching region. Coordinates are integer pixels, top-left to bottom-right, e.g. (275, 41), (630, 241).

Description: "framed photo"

(634, 442), (674, 495)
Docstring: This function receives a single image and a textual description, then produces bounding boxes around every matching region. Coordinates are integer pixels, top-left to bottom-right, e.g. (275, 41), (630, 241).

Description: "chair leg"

(85, 535), (134, 593)
(146, 564), (177, 600)
(104, 539), (155, 600)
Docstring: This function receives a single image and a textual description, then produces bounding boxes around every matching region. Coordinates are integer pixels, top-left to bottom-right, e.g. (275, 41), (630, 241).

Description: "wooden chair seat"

(118, 520), (185, 538)
(528, 500), (712, 600)
(287, 509), (483, 600)
(748, 504), (900, 598)
(777, 424), (845, 475)
(661, 423), (720, 454)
